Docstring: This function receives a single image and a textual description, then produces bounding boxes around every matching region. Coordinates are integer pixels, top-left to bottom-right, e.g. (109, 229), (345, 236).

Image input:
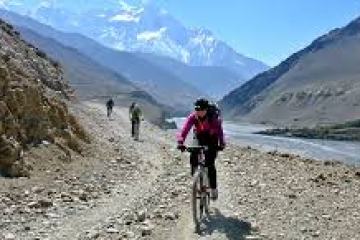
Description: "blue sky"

(155, 0), (360, 66)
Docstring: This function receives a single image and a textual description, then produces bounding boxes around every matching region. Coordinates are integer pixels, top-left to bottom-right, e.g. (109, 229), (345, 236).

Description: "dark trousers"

(107, 107), (112, 117)
(131, 120), (140, 138)
(190, 148), (217, 189)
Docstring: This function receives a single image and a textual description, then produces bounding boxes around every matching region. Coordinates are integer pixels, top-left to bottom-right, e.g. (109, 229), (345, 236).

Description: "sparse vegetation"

(0, 21), (88, 177)
(257, 119), (360, 141)
(35, 48), (47, 58)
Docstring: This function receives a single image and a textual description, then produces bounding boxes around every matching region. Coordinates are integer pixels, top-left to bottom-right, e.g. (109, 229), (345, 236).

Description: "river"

(170, 118), (360, 166)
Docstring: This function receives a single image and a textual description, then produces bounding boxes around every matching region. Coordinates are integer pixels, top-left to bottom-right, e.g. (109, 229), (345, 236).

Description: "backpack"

(131, 106), (141, 121)
(206, 103), (221, 121)
(106, 99), (114, 108)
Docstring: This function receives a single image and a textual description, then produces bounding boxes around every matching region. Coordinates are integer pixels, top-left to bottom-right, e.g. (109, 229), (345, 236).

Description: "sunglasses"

(194, 107), (206, 111)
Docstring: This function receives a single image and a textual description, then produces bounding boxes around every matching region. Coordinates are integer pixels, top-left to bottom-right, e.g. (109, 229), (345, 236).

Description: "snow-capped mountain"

(1, 0), (268, 78)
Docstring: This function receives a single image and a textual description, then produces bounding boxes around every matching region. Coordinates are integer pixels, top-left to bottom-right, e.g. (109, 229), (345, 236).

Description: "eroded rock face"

(0, 135), (23, 176)
(0, 19), (88, 176)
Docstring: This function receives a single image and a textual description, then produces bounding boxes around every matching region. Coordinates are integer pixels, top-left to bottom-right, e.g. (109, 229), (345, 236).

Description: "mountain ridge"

(220, 16), (360, 127)
(0, 9), (204, 110)
(0, 0), (269, 79)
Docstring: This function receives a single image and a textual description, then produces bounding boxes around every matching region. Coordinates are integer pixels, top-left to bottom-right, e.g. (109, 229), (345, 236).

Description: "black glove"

(217, 144), (225, 151)
(177, 144), (186, 152)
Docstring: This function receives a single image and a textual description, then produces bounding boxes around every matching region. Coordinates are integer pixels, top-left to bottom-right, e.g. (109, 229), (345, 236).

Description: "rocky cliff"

(0, 19), (88, 177)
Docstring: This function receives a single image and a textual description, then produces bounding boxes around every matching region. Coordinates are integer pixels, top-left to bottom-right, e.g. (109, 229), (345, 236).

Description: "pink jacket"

(177, 112), (225, 146)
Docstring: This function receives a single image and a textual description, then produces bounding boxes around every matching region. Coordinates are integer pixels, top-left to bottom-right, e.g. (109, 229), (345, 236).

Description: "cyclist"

(129, 102), (143, 140)
(106, 98), (114, 118)
(177, 98), (225, 200)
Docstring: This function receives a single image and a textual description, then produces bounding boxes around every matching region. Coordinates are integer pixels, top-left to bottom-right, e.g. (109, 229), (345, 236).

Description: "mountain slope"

(0, 9), (203, 110)
(0, 0), (268, 79)
(136, 52), (242, 99)
(17, 26), (136, 99)
(0, 18), (88, 176)
(220, 16), (360, 127)
(16, 26), (174, 125)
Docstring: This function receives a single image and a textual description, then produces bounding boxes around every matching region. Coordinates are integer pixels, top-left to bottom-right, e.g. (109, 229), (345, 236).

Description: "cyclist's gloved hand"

(177, 144), (186, 152)
(218, 144), (225, 151)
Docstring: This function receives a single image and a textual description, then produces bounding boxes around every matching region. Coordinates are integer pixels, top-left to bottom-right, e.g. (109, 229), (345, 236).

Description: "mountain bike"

(186, 146), (211, 232)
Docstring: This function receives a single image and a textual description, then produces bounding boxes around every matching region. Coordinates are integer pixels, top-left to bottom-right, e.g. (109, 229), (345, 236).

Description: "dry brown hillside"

(0, 19), (88, 177)
(220, 16), (360, 127)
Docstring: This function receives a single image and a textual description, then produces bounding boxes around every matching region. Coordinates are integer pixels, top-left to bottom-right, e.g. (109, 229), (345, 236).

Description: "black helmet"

(194, 98), (209, 111)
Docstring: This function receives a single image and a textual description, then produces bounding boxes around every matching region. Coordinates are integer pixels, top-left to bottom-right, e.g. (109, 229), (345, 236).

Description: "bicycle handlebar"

(177, 145), (225, 152)
(185, 146), (208, 152)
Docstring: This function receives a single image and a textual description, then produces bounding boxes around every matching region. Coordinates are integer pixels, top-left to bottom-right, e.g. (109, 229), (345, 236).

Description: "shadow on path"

(200, 208), (253, 240)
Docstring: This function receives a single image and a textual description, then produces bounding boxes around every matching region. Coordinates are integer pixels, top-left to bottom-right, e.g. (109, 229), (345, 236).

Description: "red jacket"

(177, 112), (225, 146)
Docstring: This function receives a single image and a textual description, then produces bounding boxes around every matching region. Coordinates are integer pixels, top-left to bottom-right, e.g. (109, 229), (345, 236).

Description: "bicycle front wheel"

(192, 170), (202, 232)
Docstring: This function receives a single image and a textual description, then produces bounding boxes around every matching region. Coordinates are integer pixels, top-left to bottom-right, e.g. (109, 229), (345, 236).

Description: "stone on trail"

(106, 227), (119, 234)
(3, 233), (16, 240)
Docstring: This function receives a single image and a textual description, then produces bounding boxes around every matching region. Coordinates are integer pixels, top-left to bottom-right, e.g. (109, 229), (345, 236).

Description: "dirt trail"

(39, 102), (258, 240)
(51, 102), (175, 239)
(151, 150), (256, 240)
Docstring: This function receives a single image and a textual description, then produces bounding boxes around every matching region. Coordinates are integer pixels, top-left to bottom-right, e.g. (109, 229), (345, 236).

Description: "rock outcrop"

(0, 19), (88, 177)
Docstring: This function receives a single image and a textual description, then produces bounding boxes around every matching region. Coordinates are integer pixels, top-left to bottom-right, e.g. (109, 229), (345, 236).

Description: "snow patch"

(0, 0), (7, 7)
(180, 49), (190, 63)
(0, 0), (21, 8)
(236, 59), (245, 66)
(100, 27), (119, 39)
(137, 27), (167, 41)
(110, 12), (140, 22)
(113, 41), (126, 51)
(39, 0), (54, 8)
(118, 0), (137, 12)
(191, 34), (216, 46)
